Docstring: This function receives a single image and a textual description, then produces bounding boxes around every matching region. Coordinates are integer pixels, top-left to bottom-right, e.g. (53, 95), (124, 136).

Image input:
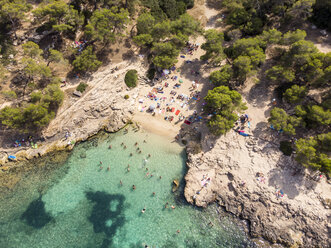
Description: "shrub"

(280, 141), (293, 156)
(76, 83), (88, 93)
(124, 94), (130, 99)
(1, 90), (17, 99)
(284, 85), (307, 103)
(124, 70), (138, 88)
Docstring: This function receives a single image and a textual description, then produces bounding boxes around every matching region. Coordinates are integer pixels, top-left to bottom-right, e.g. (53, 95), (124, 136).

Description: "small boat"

(8, 155), (17, 161)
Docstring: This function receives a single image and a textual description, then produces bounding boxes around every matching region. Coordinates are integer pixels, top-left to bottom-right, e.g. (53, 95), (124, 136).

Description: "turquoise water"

(0, 128), (254, 248)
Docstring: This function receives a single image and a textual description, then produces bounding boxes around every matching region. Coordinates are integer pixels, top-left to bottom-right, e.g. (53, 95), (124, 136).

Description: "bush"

(124, 70), (138, 88)
(76, 83), (88, 93)
(72, 46), (102, 73)
(124, 94), (130, 99)
(1, 90), (17, 99)
(280, 141), (293, 156)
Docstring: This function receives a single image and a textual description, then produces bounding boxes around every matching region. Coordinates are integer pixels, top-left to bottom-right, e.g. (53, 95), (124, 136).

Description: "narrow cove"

(0, 127), (254, 248)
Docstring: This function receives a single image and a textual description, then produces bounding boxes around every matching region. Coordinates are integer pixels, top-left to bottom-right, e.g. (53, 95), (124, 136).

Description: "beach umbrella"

(163, 69), (170, 74)
(149, 104), (156, 110)
(179, 79), (183, 83)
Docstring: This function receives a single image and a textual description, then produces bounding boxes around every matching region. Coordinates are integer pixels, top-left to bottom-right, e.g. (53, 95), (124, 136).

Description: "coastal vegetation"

(205, 86), (247, 135)
(124, 69), (138, 88)
(200, 1), (331, 175)
(0, 0), (329, 177)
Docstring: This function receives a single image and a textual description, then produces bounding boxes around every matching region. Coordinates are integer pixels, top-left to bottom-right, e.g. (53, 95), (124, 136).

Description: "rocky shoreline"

(1, 61), (330, 248)
(184, 130), (331, 247)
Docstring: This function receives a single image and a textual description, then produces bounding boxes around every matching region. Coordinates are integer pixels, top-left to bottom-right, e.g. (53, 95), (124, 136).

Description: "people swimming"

(135, 142), (138, 146)
(141, 208), (146, 213)
(108, 145), (112, 149)
(107, 166), (110, 171)
(120, 180), (123, 186)
(130, 153), (133, 156)
(132, 185), (136, 190)
(148, 154), (151, 158)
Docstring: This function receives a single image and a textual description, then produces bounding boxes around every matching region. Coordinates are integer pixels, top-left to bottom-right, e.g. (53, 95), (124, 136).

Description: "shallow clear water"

(0, 128), (254, 248)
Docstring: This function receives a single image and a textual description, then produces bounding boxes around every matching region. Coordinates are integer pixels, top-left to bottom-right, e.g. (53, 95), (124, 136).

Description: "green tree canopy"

(72, 46), (102, 73)
(268, 107), (302, 135)
(295, 134), (331, 174)
(283, 85), (308, 103)
(33, 0), (83, 32)
(22, 41), (43, 59)
(233, 56), (253, 81)
(200, 29), (225, 65)
(204, 86), (247, 135)
(47, 49), (65, 66)
(85, 7), (129, 44)
(265, 65), (295, 84)
(0, 0), (32, 33)
(136, 12), (155, 34)
(152, 42), (179, 69)
(209, 65), (233, 87)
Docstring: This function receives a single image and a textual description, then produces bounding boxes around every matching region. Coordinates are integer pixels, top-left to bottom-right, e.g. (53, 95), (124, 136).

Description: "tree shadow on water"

(85, 191), (126, 247)
(21, 196), (53, 229)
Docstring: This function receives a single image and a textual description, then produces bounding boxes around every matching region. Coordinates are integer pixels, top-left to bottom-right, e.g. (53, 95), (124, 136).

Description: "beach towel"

(239, 132), (251, 137)
(184, 120), (191, 125)
(171, 107), (175, 112)
(175, 110), (180, 115)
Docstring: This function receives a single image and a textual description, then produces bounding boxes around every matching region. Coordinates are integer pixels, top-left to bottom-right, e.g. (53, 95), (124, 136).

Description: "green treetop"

(204, 86), (247, 135)
(33, 0), (84, 33)
(22, 41), (43, 59)
(209, 65), (233, 87)
(200, 29), (225, 65)
(72, 46), (102, 73)
(283, 85), (308, 104)
(0, 0), (32, 35)
(268, 107), (303, 135)
(85, 7), (129, 44)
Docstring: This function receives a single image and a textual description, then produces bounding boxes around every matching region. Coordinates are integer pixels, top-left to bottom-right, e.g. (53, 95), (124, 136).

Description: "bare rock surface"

(184, 130), (331, 247)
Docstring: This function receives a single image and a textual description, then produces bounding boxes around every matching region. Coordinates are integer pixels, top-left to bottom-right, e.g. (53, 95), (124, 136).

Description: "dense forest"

(0, 0), (330, 174)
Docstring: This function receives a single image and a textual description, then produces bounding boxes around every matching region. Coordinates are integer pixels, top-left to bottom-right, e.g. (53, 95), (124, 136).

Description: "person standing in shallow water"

(132, 185), (136, 190)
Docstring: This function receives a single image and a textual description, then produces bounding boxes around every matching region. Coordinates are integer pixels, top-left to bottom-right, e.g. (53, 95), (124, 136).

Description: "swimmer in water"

(135, 142), (138, 146)
(141, 208), (146, 213)
(159, 176), (162, 179)
(100, 161), (103, 165)
(124, 145), (127, 149)
(176, 230), (180, 234)
(120, 180), (123, 186)
(152, 192), (155, 196)
(107, 166), (110, 171)
(99, 166), (103, 170)
(132, 185), (136, 190)
(127, 167), (130, 172)
(148, 154), (151, 158)
(121, 142), (124, 146)
(165, 202), (168, 208)
(143, 140), (147, 143)
(108, 145), (112, 149)
(139, 150), (142, 154)
(171, 205), (175, 209)
(130, 153), (133, 156)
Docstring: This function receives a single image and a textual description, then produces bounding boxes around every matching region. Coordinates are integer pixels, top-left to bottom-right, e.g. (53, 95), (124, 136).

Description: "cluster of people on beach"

(12, 136), (37, 148)
(234, 114), (252, 137)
